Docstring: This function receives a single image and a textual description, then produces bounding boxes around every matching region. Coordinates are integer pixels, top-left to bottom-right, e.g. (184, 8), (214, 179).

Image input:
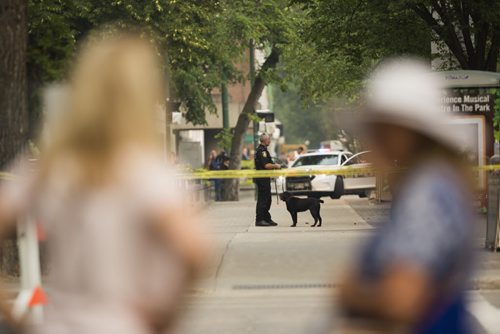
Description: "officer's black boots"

(255, 219), (278, 226)
(255, 220), (274, 227)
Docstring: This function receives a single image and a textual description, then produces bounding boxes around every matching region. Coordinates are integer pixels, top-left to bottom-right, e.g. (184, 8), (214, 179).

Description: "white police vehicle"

(276, 150), (376, 199)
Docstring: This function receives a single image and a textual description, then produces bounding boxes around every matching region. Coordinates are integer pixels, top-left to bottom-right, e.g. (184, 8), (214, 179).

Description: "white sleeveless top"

(17, 150), (189, 334)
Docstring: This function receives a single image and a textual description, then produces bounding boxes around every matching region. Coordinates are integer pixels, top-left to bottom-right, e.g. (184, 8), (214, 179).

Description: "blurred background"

(2, 1), (500, 333)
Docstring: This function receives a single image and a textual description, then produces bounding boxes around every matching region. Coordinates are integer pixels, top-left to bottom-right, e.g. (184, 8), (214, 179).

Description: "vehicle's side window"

(321, 155), (338, 165)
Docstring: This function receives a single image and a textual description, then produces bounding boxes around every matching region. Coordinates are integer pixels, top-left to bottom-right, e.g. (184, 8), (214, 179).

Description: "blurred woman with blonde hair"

(0, 30), (210, 334)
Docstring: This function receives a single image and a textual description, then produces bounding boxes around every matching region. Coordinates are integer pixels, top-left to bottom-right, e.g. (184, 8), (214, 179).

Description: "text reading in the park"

(441, 92), (494, 114)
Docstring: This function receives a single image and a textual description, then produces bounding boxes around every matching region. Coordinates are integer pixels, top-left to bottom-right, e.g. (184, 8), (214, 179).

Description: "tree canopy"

(274, 87), (325, 148)
(28, 0), (240, 126)
(278, 0), (500, 112)
(26, 0), (303, 200)
(274, 0), (500, 156)
(297, 0), (500, 80)
(27, 0), (300, 127)
(23, 0), (500, 201)
(29, 1), (500, 132)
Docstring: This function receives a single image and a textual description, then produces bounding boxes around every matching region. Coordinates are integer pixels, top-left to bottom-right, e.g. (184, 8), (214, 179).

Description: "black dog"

(279, 192), (324, 227)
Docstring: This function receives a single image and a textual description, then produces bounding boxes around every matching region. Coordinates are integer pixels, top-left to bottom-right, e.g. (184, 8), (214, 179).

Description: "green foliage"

(300, 1), (430, 59)
(214, 128), (232, 152)
(274, 0), (500, 148)
(274, 84), (353, 148)
(296, 0), (500, 76)
(247, 113), (263, 123)
(28, 1), (76, 83)
(27, 0), (500, 134)
(274, 86), (324, 147)
(27, 0), (240, 125)
(241, 159), (255, 170)
(27, 0), (300, 127)
(282, 0), (431, 102)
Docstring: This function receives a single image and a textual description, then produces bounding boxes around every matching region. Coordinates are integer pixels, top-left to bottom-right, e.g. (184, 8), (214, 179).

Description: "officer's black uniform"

(254, 144), (274, 224)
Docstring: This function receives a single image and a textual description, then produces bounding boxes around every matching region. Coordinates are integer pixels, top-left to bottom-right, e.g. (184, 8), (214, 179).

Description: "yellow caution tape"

(179, 164), (500, 180)
(1, 164), (500, 181)
(475, 165), (500, 172)
(178, 166), (376, 180)
(0, 172), (16, 181)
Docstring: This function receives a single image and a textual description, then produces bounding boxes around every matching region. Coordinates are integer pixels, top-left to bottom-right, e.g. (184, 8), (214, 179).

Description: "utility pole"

(221, 82), (229, 130)
(249, 39), (257, 150)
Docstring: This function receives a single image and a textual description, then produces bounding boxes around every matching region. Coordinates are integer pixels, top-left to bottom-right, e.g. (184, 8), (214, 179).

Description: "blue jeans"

(213, 179), (222, 201)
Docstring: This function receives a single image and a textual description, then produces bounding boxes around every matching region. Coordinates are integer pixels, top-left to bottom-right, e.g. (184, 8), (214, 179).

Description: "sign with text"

(441, 91), (495, 114)
(442, 87), (497, 161)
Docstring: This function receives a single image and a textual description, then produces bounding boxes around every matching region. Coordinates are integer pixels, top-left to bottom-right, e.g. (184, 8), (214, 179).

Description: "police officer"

(254, 133), (281, 226)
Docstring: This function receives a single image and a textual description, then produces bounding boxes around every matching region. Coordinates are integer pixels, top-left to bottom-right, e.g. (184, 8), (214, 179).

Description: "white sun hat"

(363, 57), (459, 150)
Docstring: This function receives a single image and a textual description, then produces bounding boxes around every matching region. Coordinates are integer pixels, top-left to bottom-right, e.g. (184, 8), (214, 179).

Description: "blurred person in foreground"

(0, 31), (210, 334)
(338, 59), (474, 333)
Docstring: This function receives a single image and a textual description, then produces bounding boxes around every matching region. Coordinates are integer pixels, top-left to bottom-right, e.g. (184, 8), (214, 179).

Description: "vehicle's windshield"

(293, 154), (339, 167)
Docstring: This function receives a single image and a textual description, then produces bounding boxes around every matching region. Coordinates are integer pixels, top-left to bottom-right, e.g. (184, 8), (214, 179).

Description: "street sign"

(256, 110), (274, 123)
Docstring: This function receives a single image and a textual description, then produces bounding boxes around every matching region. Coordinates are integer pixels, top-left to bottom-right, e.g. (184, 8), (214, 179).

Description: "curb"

(470, 278), (500, 290)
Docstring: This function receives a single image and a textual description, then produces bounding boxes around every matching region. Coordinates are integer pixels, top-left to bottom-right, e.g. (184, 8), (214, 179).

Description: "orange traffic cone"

(29, 286), (47, 307)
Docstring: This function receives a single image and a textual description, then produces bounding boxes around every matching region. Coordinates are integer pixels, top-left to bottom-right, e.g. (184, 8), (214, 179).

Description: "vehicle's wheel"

(358, 191), (368, 198)
(330, 176), (344, 199)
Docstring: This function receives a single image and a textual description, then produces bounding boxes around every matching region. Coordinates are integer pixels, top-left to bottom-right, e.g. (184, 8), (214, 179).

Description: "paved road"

(176, 193), (500, 334)
(178, 192), (363, 334)
(2, 191), (498, 332)
(176, 192), (500, 334)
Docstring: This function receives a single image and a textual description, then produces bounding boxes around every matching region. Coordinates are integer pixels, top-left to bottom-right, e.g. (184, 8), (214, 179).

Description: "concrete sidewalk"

(197, 193), (370, 290)
(2, 193), (497, 333)
(3, 193), (498, 294)
(178, 194), (500, 334)
(181, 194), (370, 334)
(197, 193), (500, 293)
(474, 251), (500, 290)
(346, 197), (500, 290)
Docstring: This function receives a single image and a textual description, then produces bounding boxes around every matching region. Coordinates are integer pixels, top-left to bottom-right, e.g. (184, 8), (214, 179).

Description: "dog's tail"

(319, 200), (324, 203)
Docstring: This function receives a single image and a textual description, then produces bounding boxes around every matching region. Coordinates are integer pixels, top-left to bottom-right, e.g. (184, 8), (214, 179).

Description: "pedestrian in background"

(295, 146), (304, 160)
(216, 151), (230, 171)
(254, 133), (281, 227)
(0, 31), (211, 334)
(207, 149), (222, 201)
(286, 152), (295, 166)
(211, 151), (229, 201)
(242, 147), (249, 161)
(338, 58), (474, 333)
(207, 150), (218, 170)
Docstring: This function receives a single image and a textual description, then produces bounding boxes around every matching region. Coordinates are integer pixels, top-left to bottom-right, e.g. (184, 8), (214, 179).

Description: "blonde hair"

(39, 31), (166, 185)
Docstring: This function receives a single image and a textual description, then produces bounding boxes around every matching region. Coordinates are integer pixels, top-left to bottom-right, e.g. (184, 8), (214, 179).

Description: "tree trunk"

(485, 29), (500, 72)
(0, 0), (29, 168)
(221, 49), (280, 201)
(412, 2), (499, 71)
(0, 0), (28, 276)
